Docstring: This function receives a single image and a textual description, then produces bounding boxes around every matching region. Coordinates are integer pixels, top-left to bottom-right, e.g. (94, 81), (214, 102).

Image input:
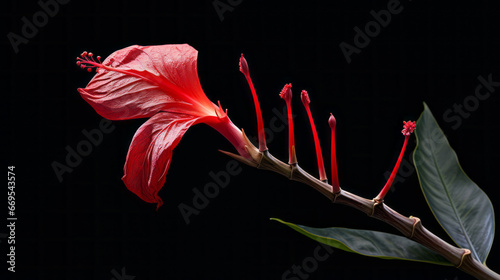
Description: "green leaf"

(413, 102), (495, 263)
(271, 218), (452, 266)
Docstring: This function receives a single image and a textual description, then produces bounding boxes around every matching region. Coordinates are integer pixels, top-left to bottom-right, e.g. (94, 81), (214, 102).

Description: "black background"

(2, 0), (500, 279)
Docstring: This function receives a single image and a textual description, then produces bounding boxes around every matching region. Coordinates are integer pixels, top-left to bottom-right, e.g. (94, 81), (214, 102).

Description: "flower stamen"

(375, 120), (416, 202)
(76, 51), (103, 72)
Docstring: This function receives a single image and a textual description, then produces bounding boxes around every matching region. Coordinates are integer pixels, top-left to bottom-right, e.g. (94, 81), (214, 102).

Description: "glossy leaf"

(272, 218), (452, 266)
(413, 103), (495, 263)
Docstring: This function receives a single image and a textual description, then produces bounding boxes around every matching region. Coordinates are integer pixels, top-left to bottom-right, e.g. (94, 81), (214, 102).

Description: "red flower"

(77, 44), (251, 208)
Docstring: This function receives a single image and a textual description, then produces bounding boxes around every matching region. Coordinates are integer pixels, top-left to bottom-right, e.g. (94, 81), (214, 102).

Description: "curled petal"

(122, 112), (205, 208)
(78, 44), (217, 120)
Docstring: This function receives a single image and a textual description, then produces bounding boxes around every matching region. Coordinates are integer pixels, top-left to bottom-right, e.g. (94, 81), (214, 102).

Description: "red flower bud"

(239, 54), (267, 152)
(301, 90), (327, 182)
(280, 84), (296, 164)
(329, 113), (340, 193)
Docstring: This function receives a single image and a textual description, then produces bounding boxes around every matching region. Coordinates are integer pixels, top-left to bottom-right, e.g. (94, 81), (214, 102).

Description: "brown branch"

(221, 143), (500, 280)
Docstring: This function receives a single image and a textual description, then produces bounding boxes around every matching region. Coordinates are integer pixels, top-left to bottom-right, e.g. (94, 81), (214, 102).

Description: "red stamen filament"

(301, 90), (327, 182)
(280, 84), (296, 164)
(239, 54), (267, 152)
(76, 51), (103, 72)
(375, 120), (416, 202)
(329, 114), (340, 193)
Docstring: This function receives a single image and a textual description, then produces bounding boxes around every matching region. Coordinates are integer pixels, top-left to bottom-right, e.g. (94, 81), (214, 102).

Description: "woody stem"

(238, 149), (500, 280)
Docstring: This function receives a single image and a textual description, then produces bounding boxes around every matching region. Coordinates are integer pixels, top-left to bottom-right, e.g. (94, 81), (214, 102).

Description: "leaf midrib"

(429, 132), (479, 261)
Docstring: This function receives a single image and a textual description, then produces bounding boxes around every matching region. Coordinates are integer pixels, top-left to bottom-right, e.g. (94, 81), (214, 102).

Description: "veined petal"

(122, 112), (205, 208)
(122, 111), (251, 208)
(78, 44), (217, 120)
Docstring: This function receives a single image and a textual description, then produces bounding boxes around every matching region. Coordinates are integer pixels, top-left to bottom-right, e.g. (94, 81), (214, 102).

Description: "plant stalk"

(225, 146), (500, 280)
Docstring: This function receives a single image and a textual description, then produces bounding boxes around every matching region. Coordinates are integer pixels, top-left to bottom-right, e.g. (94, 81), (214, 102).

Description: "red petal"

(122, 112), (205, 208)
(78, 44), (216, 120)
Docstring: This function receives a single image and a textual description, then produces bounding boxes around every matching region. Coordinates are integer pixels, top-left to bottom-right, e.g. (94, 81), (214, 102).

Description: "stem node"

(409, 216), (421, 239)
(457, 249), (471, 268)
